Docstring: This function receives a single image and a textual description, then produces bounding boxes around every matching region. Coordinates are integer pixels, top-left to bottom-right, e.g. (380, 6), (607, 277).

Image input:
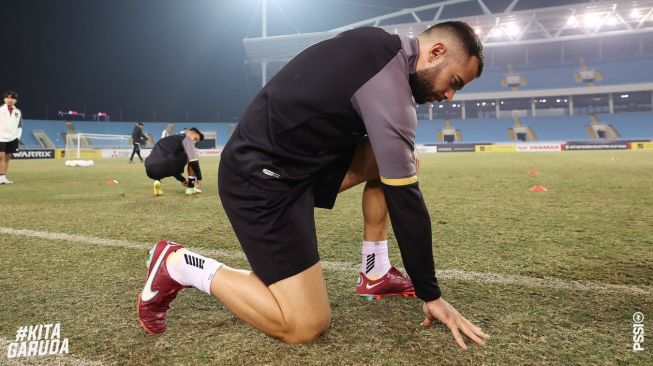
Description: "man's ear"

(428, 42), (446, 63)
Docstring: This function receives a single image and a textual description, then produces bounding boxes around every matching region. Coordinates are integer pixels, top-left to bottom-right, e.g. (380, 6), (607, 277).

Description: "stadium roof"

(243, 0), (653, 63)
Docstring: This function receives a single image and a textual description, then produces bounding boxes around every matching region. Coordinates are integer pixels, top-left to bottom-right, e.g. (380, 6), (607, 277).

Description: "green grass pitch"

(1, 151), (651, 365)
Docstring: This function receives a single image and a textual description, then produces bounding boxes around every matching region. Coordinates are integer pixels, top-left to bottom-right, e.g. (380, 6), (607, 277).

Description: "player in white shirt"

(161, 123), (173, 139)
(0, 91), (22, 184)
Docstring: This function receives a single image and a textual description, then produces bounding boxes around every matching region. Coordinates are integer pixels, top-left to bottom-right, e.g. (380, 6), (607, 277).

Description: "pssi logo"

(633, 312), (645, 352)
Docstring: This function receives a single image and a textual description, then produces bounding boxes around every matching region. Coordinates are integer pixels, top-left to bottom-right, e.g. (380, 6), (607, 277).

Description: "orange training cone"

(528, 185), (548, 192)
(528, 169), (538, 176)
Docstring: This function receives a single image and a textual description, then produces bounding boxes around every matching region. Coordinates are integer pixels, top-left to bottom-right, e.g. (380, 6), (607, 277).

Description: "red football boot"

(137, 240), (186, 335)
(356, 267), (416, 300)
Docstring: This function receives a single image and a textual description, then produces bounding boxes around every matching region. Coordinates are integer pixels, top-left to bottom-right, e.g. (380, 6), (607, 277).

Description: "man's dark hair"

(137, 122), (144, 127)
(189, 127), (204, 141)
(3, 90), (18, 99)
(421, 21), (484, 77)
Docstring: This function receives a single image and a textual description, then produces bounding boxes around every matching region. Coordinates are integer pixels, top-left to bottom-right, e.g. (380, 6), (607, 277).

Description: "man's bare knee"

(265, 265), (332, 344)
(279, 311), (331, 344)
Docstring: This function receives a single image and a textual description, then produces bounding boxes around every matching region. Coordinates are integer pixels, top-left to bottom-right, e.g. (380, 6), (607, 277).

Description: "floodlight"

(583, 13), (602, 28)
(505, 22), (520, 37)
(630, 9), (642, 20)
(490, 27), (504, 37)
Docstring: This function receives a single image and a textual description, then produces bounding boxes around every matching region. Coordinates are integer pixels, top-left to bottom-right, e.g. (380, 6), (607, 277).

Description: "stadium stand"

(21, 120), (236, 148)
(439, 118), (515, 143)
(18, 111), (653, 148)
(412, 113), (652, 144)
(508, 117), (537, 142)
(595, 112), (653, 139)
(24, 120), (69, 148)
(18, 127), (42, 148)
(521, 115), (593, 141)
(461, 55), (653, 93)
(32, 130), (56, 148)
(596, 57), (653, 86)
(230, 0), (653, 153)
(19, 110), (653, 149)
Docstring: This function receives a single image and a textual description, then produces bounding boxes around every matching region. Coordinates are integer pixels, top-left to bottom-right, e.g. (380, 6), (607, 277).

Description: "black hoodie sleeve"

(382, 181), (441, 301)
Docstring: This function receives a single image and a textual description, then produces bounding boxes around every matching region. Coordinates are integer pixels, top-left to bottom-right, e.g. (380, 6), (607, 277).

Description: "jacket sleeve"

(381, 182), (440, 300)
(17, 116), (22, 139)
(140, 129), (148, 143)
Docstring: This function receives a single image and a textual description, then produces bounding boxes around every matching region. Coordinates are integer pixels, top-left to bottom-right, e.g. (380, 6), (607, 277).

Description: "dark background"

(1, 0), (549, 121)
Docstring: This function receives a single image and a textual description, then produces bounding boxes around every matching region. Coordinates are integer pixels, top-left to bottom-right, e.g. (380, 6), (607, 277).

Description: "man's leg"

(185, 164), (200, 194)
(362, 179), (390, 242)
(360, 179), (392, 278)
(136, 147), (143, 162)
(0, 151), (6, 183)
(129, 144), (138, 163)
(211, 263), (331, 343)
(139, 162), (331, 343)
(0, 151), (6, 174)
(145, 164), (166, 196)
(4, 153), (10, 173)
(3, 153), (13, 183)
(186, 164), (196, 187)
(139, 243), (331, 344)
(337, 139), (414, 298)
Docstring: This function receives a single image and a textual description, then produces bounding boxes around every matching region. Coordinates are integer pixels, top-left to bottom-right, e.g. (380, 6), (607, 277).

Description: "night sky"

(2, 0), (464, 122)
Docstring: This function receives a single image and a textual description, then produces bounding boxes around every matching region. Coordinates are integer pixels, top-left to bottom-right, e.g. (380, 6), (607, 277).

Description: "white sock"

(360, 240), (391, 280)
(166, 249), (223, 295)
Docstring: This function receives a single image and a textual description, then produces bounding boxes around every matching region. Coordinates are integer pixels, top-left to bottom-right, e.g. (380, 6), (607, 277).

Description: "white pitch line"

(436, 269), (653, 296)
(1, 227), (651, 296)
(0, 227), (243, 261)
(0, 336), (103, 366)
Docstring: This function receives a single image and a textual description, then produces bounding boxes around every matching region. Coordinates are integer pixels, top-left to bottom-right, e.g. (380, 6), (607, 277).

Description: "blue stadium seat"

(21, 121), (237, 148)
(520, 115), (589, 140)
(460, 56), (653, 94)
(595, 112), (653, 139)
(419, 112), (652, 143)
(20, 112), (652, 149)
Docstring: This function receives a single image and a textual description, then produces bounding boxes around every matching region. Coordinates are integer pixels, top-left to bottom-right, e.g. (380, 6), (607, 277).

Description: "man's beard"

(409, 62), (445, 105)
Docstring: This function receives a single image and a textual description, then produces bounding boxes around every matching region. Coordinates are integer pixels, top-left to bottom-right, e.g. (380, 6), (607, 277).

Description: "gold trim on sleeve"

(380, 175), (418, 186)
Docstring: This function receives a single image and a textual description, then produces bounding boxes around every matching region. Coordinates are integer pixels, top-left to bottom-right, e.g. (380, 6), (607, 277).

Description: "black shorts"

(0, 139), (19, 154)
(312, 143), (356, 209)
(217, 141), (357, 285)
(218, 161), (322, 285)
(144, 155), (186, 180)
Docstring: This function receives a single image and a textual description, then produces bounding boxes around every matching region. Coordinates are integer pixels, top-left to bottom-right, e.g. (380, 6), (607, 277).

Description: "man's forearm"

(382, 182), (441, 301)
